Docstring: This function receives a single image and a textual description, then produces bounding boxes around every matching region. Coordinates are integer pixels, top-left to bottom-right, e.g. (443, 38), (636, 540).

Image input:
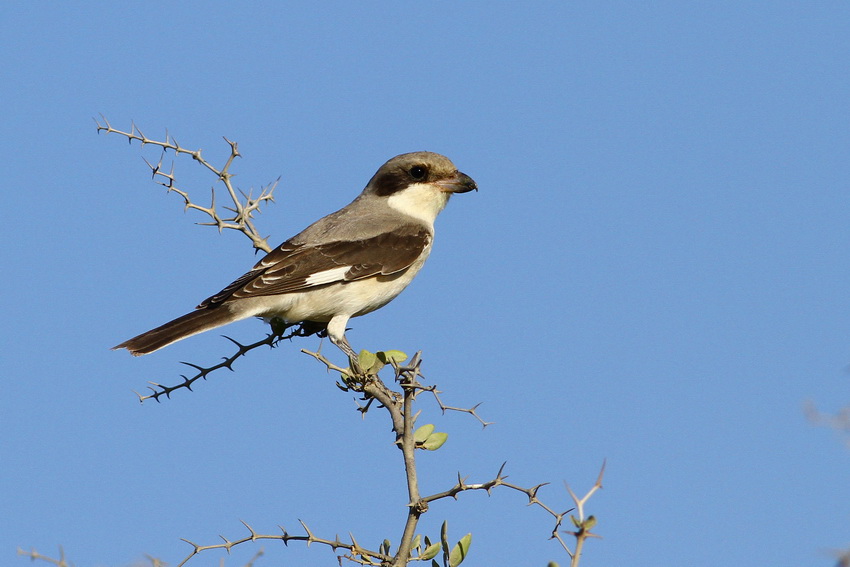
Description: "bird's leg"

(332, 334), (358, 360)
(326, 315), (362, 372)
(332, 334), (364, 375)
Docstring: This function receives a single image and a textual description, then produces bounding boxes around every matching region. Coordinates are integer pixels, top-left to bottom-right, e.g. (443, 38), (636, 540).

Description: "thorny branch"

(421, 384), (493, 428)
(17, 547), (70, 567)
(18, 546), (258, 567)
(559, 462), (605, 567)
(136, 321), (324, 403)
(303, 349), (492, 427)
(175, 520), (393, 567)
(154, 455), (601, 567)
(95, 116), (277, 253)
(300, 349), (601, 567)
(303, 350), (460, 565)
(418, 460), (604, 567)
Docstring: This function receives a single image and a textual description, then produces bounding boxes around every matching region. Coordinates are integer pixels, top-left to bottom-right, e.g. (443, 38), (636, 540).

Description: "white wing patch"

(304, 266), (352, 286)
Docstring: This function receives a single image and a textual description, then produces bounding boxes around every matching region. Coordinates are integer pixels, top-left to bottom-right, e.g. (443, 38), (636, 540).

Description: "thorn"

(299, 519), (314, 542)
(222, 335), (244, 348)
(596, 459), (607, 488)
(241, 519), (258, 539)
(218, 535), (234, 553)
(565, 482), (579, 502)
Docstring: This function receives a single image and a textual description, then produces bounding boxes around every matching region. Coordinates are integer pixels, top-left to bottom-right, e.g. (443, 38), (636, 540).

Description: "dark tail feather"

(113, 307), (241, 356)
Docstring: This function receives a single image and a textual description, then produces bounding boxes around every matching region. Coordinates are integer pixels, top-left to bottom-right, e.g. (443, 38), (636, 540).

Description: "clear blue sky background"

(2, 3), (850, 566)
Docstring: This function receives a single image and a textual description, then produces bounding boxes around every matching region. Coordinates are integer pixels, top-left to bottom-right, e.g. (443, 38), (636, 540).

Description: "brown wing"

(198, 228), (431, 308)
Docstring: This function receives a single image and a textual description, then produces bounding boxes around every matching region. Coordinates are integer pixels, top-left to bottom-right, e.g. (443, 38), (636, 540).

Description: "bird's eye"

(409, 165), (427, 180)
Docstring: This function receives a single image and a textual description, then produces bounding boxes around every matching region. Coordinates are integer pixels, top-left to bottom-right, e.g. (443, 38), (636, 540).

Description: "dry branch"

(95, 116), (277, 253)
(136, 321), (324, 403)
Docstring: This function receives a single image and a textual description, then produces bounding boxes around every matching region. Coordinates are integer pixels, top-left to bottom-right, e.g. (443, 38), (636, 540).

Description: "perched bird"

(114, 151), (477, 358)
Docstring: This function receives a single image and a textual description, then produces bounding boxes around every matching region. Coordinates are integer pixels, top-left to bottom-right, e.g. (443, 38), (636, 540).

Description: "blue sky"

(2, 2), (850, 566)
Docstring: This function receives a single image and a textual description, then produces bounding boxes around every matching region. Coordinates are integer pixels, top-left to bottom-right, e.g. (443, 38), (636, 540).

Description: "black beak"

(437, 171), (478, 194)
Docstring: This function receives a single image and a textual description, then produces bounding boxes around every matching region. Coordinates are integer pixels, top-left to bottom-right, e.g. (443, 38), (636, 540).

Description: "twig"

(174, 520), (390, 567)
(17, 547), (70, 567)
(420, 384), (493, 428)
(558, 461), (605, 567)
(95, 116), (277, 253)
(136, 321), (323, 403)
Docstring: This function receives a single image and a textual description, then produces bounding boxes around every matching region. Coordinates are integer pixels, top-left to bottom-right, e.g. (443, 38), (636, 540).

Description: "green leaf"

(585, 515), (597, 529)
(431, 561), (440, 567)
(422, 432), (448, 451)
(358, 349), (377, 371)
(421, 542), (442, 561)
(570, 515), (581, 528)
(377, 349), (408, 364)
(414, 424), (435, 444)
(547, 562), (560, 567)
(410, 534), (421, 551)
(448, 533), (472, 567)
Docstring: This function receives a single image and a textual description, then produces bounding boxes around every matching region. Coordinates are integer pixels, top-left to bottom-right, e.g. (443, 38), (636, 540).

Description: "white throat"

(385, 182), (450, 227)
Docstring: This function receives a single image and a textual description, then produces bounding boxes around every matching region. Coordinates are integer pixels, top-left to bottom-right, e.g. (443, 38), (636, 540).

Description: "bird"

(113, 151), (477, 358)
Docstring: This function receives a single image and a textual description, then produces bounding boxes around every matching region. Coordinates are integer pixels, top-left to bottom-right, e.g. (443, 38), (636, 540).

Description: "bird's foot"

(331, 335), (363, 374)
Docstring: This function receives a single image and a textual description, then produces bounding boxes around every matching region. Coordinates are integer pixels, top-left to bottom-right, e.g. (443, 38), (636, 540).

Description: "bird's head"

(364, 151), (477, 225)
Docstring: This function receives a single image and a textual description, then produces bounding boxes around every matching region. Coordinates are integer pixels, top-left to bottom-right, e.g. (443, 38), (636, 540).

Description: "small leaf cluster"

(570, 514), (597, 534)
(358, 349), (408, 374)
(411, 521), (471, 567)
(336, 349), (408, 391)
(413, 423), (448, 451)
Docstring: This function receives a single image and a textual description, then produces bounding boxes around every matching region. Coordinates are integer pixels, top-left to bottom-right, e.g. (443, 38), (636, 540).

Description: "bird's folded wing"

(197, 228), (431, 308)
